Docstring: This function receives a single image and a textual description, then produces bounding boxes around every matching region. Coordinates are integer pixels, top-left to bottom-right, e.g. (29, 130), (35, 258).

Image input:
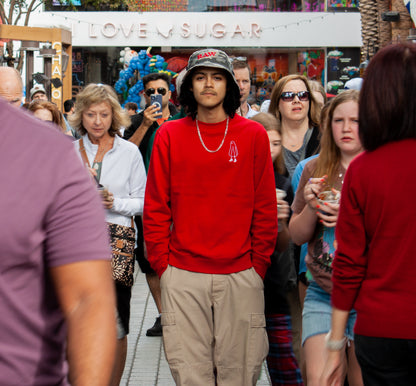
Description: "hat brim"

(31, 90), (46, 98)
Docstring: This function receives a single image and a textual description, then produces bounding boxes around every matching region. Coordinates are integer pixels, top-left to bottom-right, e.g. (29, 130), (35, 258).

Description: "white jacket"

(74, 134), (146, 227)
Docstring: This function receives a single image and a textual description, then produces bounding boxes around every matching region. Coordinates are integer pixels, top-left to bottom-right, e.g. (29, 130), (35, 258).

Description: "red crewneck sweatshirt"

(143, 115), (277, 279)
(332, 139), (416, 339)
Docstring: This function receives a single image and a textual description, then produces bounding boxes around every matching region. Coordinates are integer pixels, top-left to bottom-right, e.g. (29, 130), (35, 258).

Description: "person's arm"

(322, 164), (367, 384)
(127, 105), (159, 147)
(276, 198), (290, 252)
(320, 308), (350, 386)
(145, 128), (158, 173)
(45, 142), (118, 385)
(276, 222), (290, 252)
(332, 164), (368, 308)
(143, 128), (172, 278)
(109, 149), (147, 216)
(251, 129), (278, 279)
(289, 175), (326, 245)
(50, 260), (116, 386)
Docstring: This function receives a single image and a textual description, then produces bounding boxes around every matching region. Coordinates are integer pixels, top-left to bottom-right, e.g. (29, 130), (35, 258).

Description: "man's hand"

(142, 104), (161, 127)
(128, 104), (160, 147)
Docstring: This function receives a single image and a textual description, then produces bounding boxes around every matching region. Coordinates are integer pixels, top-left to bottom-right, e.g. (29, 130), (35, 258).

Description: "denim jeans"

(355, 334), (416, 386)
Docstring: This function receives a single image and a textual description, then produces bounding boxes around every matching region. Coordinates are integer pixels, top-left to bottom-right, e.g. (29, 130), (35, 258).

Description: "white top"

(74, 134), (146, 227)
(245, 102), (258, 119)
(260, 99), (271, 113)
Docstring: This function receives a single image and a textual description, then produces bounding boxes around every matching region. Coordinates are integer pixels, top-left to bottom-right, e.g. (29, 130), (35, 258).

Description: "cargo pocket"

(161, 311), (183, 366)
(247, 313), (269, 367)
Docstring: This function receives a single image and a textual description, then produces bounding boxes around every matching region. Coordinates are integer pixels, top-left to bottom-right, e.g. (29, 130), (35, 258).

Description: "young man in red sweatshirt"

(143, 48), (278, 385)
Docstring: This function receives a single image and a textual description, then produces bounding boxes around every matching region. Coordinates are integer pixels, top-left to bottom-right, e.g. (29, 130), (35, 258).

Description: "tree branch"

(0, 3), (7, 24)
(24, 0), (39, 26)
(8, 0), (17, 24)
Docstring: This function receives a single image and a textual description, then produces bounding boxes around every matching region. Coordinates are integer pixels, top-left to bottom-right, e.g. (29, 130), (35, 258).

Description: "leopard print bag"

(108, 221), (135, 287)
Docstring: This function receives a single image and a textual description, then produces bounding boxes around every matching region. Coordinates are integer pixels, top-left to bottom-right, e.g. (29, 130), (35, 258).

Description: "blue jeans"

(355, 334), (416, 386)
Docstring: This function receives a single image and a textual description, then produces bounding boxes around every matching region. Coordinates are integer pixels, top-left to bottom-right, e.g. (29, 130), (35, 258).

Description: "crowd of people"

(0, 42), (415, 386)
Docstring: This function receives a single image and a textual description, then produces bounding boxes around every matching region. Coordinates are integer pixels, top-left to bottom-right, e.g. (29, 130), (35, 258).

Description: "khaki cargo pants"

(160, 265), (268, 385)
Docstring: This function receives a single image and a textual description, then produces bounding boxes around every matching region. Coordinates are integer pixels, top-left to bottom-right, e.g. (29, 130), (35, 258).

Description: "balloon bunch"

(114, 47), (178, 107)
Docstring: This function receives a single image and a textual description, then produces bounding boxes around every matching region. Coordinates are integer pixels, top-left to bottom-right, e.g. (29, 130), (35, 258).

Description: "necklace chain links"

(196, 116), (229, 153)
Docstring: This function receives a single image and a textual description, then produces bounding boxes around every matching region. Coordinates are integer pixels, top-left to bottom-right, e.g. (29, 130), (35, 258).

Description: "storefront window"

(297, 50), (325, 82)
(326, 47), (360, 94)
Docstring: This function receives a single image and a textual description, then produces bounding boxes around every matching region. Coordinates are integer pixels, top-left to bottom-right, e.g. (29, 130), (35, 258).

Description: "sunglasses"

(145, 87), (167, 97)
(231, 56), (247, 63)
(280, 91), (310, 102)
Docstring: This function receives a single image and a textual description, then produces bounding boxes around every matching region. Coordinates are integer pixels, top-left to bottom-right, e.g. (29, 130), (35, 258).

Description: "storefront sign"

(32, 12), (361, 48)
(51, 41), (62, 105)
(88, 21), (261, 40)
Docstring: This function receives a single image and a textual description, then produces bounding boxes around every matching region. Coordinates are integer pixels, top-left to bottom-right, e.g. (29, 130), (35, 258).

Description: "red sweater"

(332, 139), (416, 339)
(143, 115), (277, 279)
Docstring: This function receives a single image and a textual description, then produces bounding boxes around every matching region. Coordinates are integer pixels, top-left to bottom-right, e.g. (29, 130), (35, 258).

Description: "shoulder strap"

(78, 138), (91, 168)
(80, 138), (134, 227)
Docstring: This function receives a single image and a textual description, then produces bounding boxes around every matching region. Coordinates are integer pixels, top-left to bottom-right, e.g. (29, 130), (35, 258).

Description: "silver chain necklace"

(196, 116), (229, 153)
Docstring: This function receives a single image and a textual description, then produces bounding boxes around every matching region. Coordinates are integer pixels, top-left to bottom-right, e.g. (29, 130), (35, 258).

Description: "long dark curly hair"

(179, 68), (240, 120)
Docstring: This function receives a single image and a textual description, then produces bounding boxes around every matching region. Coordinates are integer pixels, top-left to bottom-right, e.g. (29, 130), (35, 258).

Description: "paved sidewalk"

(121, 265), (272, 385)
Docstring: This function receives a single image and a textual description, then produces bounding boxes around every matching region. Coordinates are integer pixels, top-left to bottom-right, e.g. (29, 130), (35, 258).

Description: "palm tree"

(378, 0), (392, 49)
(360, 0), (414, 64)
(359, 0), (379, 62)
(391, 0), (413, 42)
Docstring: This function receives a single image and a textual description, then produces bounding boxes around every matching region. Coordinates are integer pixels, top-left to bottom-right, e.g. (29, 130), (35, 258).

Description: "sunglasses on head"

(145, 87), (167, 97)
(280, 91), (310, 102)
(231, 56), (247, 63)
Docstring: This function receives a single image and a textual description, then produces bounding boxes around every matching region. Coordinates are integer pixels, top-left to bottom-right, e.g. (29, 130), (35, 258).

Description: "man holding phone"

(124, 72), (177, 337)
(125, 73), (177, 160)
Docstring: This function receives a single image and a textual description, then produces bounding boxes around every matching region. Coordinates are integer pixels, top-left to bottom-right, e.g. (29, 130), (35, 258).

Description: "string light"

(46, 11), (334, 37)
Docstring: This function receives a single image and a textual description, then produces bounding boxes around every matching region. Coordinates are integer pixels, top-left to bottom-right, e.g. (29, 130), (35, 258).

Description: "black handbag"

(79, 138), (135, 286)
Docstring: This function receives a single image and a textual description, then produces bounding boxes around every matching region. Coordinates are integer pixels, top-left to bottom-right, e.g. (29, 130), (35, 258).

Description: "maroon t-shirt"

(0, 99), (111, 385)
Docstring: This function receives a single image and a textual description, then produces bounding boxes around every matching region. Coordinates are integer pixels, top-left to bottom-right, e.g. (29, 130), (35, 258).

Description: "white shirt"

(245, 102), (258, 119)
(74, 134), (146, 228)
(260, 100), (271, 113)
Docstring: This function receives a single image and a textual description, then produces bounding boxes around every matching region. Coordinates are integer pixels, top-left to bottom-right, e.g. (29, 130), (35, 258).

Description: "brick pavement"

(121, 265), (271, 385)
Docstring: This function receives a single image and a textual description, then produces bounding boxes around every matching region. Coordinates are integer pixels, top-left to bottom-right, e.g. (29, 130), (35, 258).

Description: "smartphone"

(150, 94), (163, 118)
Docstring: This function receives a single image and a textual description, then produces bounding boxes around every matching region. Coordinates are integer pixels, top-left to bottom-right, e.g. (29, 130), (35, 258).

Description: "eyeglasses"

(280, 91), (310, 102)
(231, 56), (247, 63)
(145, 87), (167, 97)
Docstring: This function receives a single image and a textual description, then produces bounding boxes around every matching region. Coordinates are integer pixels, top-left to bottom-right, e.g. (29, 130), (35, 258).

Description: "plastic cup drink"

(317, 190), (340, 205)
(317, 190), (340, 217)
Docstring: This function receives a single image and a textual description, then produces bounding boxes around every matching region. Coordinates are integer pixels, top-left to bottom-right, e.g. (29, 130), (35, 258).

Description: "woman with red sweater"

(321, 43), (416, 385)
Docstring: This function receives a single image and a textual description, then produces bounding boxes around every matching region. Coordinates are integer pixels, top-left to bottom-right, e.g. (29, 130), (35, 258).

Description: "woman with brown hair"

(322, 43), (416, 386)
(289, 90), (363, 386)
(268, 75), (323, 369)
(28, 100), (70, 136)
(268, 74), (321, 179)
